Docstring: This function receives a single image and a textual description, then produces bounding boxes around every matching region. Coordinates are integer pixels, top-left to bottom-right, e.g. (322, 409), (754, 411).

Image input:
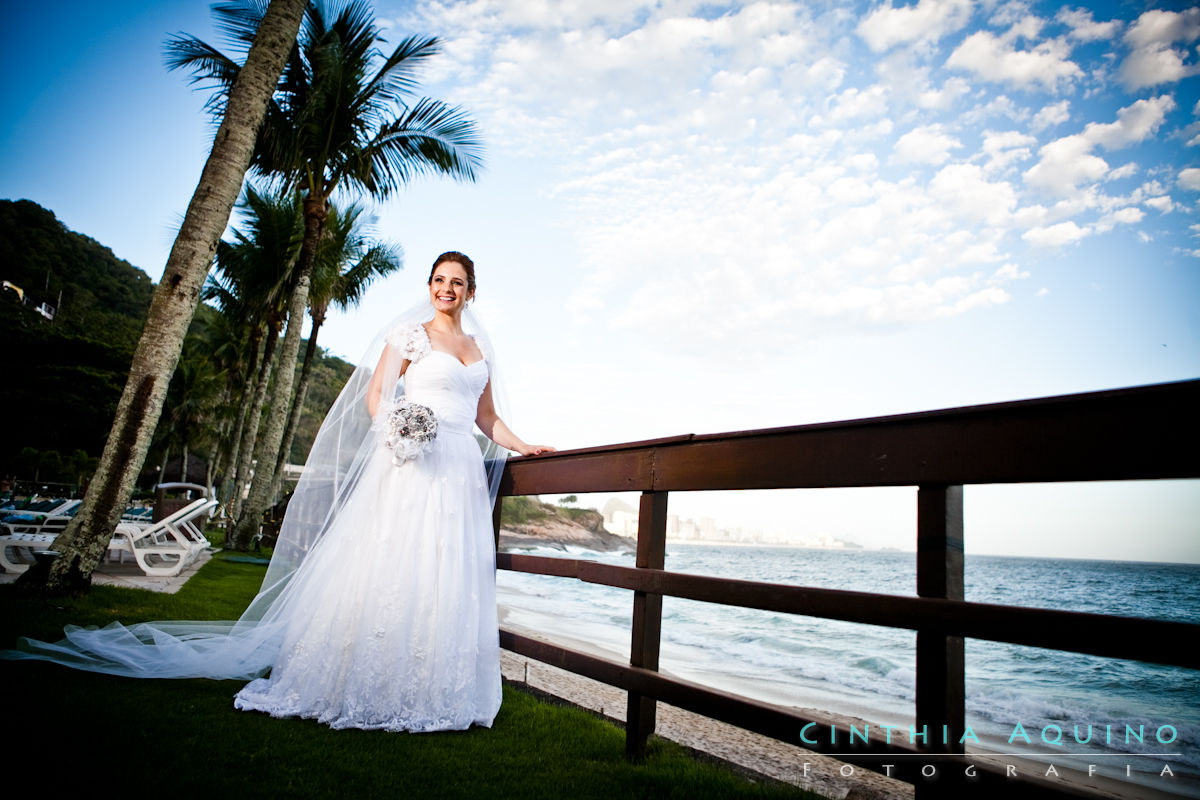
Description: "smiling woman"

(6, 250), (556, 734)
(231, 249), (553, 730)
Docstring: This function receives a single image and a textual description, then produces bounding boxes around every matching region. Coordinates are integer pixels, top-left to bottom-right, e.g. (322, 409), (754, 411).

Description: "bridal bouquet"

(382, 400), (438, 464)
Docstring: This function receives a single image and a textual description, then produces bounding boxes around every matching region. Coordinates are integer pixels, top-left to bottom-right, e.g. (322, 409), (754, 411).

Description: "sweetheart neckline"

(418, 323), (485, 368)
(427, 349), (485, 369)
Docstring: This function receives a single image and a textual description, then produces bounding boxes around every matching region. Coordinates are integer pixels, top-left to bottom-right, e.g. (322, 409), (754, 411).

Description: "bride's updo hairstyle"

(429, 251), (476, 293)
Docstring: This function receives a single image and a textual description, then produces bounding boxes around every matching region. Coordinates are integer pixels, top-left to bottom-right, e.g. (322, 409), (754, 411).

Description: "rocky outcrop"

(499, 504), (635, 553)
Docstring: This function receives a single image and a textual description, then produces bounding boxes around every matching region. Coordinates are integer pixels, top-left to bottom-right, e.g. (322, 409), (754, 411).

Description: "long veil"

(2, 300), (511, 680)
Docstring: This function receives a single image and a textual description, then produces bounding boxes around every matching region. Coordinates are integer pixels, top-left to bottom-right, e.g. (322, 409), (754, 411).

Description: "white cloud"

(1144, 196), (1175, 213)
(1024, 134), (1109, 195)
(857, 279), (1009, 323)
(1107, 207), (1145, 225)
(1056, 7), (1121, 42)
(930, 163), (1018, 225)
(1119, 8), (1200, 89)
(1106, 162), (1138, 181)
(845, 152), (879, 172)
(1024, 97), (1174, 196)
(1023, 221), (1088, 247)
(992, 263), (1030, 281)
(947, 27), (1083, 91)
(1179, 169), (1200, 191)
(857, 0), (974, 53)
(825, 85), (890, 122)
(1082, 96), (1175, 150)
(799, 57), (846, 91)
(1032, 100), (1070, 131)
(981, 129), (1036, 172)
(893, 123), (962, 164)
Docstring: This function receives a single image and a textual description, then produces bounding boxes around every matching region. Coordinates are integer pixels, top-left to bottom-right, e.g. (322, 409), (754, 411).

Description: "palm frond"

(335, 244), (403, 308)
(365, 34), (441, 105)
(212, 184), (305, 319)
(354, 97), (484, 195)
(163, 34), (242, 117)
(163, 0), (273, 117)
(212, 0), (271, 48)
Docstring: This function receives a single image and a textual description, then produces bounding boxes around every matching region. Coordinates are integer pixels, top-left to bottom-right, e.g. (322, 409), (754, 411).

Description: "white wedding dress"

(234, 324), (502, 731)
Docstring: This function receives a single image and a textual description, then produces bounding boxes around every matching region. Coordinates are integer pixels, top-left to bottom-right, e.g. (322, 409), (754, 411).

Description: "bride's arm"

(475, 380), (555, 457)
(365, 345), (410, 418)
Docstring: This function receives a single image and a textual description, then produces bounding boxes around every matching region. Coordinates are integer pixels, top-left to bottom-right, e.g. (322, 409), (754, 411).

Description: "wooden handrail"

(500, 379), (1200, 493)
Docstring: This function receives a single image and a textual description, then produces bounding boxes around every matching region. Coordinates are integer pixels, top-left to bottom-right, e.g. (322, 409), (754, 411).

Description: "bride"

(5, 251), (553, 733)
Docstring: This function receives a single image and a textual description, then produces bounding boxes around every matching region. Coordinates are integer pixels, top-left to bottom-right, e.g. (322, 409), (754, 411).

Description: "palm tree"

(205, 184), (303, 519)
(271, 201), (401, 496)
(177, 305), (246, 497)
(159, 335), (225, 484)
(167, 0), (483, 549)
(24, 0), (307, 593)
(201, 266), (268, 506)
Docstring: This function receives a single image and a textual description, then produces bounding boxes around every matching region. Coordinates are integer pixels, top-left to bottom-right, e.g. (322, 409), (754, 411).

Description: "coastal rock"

(498, 502), (635, 554)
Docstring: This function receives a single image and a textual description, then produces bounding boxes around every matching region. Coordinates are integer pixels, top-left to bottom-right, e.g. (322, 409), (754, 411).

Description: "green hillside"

(0, 198), (154, 349)
(0, 198), (353, 491)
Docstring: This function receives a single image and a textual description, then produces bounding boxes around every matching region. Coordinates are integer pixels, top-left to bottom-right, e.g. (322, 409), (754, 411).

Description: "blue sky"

(1, 1), (1197, 561)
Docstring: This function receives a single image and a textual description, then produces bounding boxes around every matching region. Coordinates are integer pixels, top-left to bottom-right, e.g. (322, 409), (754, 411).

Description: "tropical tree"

(21, 0), (307, 593)
(159, 328), (226, 485)
(271, 200), (402, 495)
(167, 0), (483, 549)
(205, 184), (303, 518)
(184, 299), (254, 497)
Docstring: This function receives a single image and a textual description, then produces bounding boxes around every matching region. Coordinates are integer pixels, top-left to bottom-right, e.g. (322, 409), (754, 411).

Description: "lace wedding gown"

(234, 324), (502, 731)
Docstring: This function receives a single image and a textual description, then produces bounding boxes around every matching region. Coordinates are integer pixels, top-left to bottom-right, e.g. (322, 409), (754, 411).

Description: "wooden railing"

(491, 379), (1200, 799)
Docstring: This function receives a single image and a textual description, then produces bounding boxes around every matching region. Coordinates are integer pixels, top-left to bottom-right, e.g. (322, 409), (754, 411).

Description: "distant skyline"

(1, 1), (1196, 562)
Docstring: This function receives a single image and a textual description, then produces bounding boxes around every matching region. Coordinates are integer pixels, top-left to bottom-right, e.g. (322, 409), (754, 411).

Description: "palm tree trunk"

(20, 0), (307, 594)
(230, 196), (324, 550)
(181, 443), (190, 484)
(230, 328), (279, 525)
(159, 446), (170, 488)
(271, 317), (321, 499)
(217, 333), (262, 506)
(205, 452), (216, 498)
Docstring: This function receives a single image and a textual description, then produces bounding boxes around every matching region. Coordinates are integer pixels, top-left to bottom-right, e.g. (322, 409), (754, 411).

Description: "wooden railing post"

(627, 490), (668, 756)
(916, 484), (965, 796)
(492, 494), (503, 553)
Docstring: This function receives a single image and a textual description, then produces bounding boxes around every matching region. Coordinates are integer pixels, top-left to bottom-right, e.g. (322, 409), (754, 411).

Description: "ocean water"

(496, 545), (1200, 796)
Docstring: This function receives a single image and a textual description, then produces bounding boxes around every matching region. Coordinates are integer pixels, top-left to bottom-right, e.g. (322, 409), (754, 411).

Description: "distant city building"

(606, 498), (859, 548)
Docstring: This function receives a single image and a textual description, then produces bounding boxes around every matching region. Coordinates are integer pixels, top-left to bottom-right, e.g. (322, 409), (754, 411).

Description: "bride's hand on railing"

(516, 444), (555, 457)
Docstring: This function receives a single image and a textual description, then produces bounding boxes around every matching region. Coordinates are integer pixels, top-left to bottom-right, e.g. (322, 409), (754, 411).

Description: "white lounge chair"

(0, 498), (216, 577)
(107, 497), (217, 577)
(0, 531), (59, 572)
(0, 512), (75, 572)
(121, 506), (154, 523)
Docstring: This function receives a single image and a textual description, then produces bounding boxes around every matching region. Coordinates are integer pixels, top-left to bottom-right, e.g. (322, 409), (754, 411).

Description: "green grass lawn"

(0, 553), (820, 799)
